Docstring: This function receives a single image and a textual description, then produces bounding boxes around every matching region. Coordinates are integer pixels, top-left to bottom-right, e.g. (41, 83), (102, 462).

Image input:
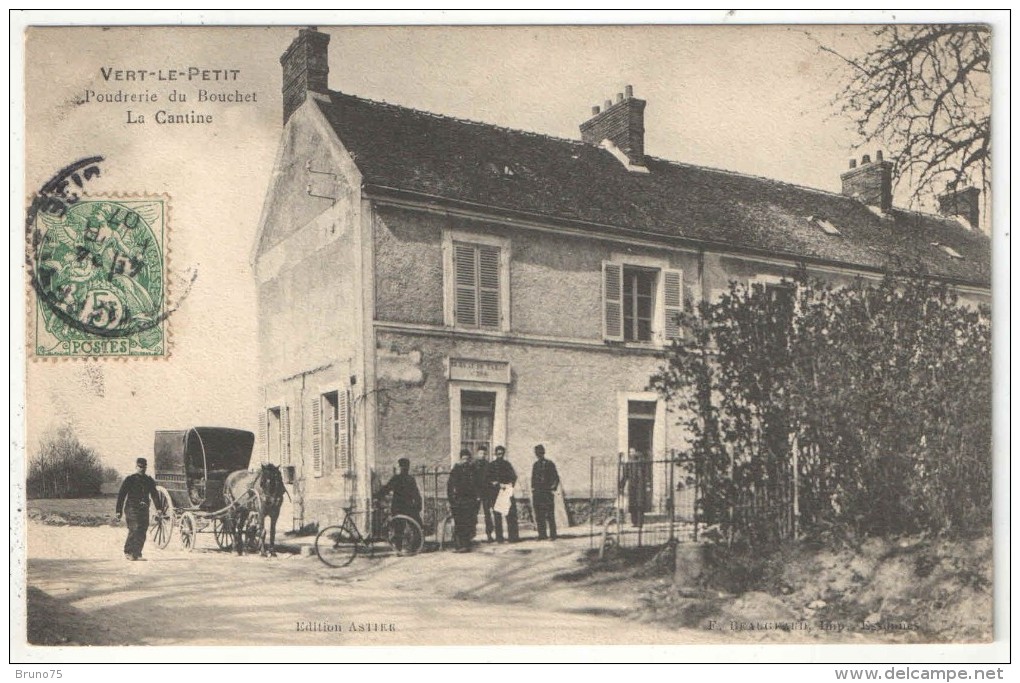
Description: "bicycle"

(315, 505), (424, 568)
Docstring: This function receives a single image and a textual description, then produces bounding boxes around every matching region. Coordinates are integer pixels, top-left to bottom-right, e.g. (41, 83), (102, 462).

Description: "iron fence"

(588, 451), (699, 550)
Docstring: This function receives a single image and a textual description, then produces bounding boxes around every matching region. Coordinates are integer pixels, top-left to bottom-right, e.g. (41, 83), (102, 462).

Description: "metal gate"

(588, 450), (698, 550)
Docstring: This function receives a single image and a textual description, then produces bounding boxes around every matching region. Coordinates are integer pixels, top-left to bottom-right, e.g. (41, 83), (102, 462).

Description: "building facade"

(252, 29), (991, 527)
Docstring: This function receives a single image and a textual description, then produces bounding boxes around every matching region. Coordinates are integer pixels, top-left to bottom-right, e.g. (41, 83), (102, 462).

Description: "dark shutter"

(338, 390), (351, 471)
(602, 261), (624, 341)
(663, 269), (684, 340)
(454, 242), (477, 327)
(311, 397), (322, 477)
(478, 245), (501, 328)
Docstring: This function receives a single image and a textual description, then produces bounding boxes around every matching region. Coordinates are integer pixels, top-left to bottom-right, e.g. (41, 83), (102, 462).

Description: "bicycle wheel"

(315, 524), (359, 568)
(387, 515), (424, 555)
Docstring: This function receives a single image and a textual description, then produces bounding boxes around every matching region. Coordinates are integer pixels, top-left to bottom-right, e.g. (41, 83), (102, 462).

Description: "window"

(603, 260), (683, 343)
(444, 230), (510, 331)
(460, 390), (495, 454)
(453, 241), (501, 328)
(623, 267), (656, 342)
(313, 390), (350, 478)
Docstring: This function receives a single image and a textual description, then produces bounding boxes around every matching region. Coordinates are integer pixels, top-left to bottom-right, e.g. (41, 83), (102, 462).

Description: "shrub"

(651, 274), (991, 548)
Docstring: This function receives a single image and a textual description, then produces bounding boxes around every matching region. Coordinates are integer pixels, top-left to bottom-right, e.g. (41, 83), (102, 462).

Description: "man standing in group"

(473, 445), (495, 542)
(619, 447), (653, 528)
(487, 445), (519, 543)
(447, 449), (479, 553)
(376, 457), (423, 555)
(115, 457), (161, 560)
(530, 444), (560, 541)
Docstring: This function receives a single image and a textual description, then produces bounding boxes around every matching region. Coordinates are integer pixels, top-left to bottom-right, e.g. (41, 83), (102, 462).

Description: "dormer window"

(809, 216), (842, 236)
(931, 242), (964, 260)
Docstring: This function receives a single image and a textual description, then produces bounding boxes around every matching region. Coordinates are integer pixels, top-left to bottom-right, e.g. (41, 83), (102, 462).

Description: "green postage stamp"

(30, 196), (168, 358)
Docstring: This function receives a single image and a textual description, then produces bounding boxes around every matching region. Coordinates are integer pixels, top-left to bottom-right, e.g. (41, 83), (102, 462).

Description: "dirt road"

(24, 522), (719, 646)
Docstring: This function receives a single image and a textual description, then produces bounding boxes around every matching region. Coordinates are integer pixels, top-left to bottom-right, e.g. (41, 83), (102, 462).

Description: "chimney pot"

(841, 152), (893, 212)
(625, 85), (634, 98)
(937, 185), (981, 230)
(580, 85), (647, 164)
(592, 105), (600, 115)
(876, 150), (883, 161)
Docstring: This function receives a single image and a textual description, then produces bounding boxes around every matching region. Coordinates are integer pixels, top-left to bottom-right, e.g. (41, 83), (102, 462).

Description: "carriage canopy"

(154, 427), (255, 510)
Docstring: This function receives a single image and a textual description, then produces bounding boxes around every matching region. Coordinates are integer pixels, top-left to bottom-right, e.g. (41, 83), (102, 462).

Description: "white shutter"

(311, 397), (322, 478)
(257, 410), (267, 462)
(602, 261), (624, 341)
(338, 390), (351, 471)
(454, 242), (477, 327)
(663, 269), (684, 340)
(282, 406), (291, 465)
(478, 245), (501, 328)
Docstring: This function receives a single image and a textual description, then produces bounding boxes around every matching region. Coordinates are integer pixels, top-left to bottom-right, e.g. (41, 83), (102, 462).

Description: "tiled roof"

(316, 91), (991, 287)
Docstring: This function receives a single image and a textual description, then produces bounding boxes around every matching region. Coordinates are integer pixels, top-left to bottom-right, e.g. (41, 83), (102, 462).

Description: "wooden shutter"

(453, 242), (477, 326)
(338, 390), (351, 471)
(478, 245), (501, 328)
(602, 261), (624, 341)
(663, 269), (684, 340)
(311, 397), (322, 478)
(256, 410), (267, 462)
(282, 406), (291, 465)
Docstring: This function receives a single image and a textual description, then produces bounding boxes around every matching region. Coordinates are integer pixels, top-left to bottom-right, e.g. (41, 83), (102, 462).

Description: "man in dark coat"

(530, 444), (560, 541)
(115, 457), (161, 560)
(487, 445), (519, 543)
(619, 447), (653, 527)
(473, 446), (495, 542)
(376, 458), (423, 555)
(447, 449), (479, 552)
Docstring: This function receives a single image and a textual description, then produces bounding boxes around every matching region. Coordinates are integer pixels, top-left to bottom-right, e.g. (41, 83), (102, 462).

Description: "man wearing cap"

(446, 449), (479, 552)
(376, 458), (423, 555)
(487, 446), (519, 543)
(531, 444), (560, 541)
(115, 457), (161, 560)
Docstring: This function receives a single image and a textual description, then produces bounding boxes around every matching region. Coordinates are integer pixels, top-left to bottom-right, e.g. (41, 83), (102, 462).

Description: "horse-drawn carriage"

(149, 427), (285, 555)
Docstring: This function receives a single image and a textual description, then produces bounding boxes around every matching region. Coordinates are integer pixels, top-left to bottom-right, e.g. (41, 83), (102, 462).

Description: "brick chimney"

(580, 84), (646, 164)
(937, 185), (981, 230)
(280, 27), (330, 124)
(841, 151), (893, 213)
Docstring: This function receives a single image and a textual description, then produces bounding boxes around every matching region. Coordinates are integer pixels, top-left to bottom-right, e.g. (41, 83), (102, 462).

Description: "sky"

(19, 23), (991, 474)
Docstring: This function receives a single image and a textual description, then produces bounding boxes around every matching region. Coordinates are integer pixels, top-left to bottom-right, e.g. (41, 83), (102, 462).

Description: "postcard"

(12, 13), (1005, 664)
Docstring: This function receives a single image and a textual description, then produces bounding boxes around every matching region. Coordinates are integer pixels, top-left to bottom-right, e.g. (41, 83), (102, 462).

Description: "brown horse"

(223, 463), (287, 557)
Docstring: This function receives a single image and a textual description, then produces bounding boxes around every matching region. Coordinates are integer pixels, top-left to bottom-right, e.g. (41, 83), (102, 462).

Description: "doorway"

(627, 400), (656, 458)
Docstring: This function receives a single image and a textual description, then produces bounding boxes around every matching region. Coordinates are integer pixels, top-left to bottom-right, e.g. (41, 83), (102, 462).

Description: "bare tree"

(823, 25), (990, 208)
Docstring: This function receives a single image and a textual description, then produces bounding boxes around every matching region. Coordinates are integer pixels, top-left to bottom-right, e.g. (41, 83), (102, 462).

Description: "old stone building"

(251, 29), (991, 527)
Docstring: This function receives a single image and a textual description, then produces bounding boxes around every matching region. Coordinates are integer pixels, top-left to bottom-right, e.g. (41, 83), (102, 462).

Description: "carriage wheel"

(213, 518), (233, 551)
(149, 486), (174, 549)
(179, 512), (198, 552)
(438, 515), (456, 551)
(386, 515), (424, 555)
(315, 524), (359, 568)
